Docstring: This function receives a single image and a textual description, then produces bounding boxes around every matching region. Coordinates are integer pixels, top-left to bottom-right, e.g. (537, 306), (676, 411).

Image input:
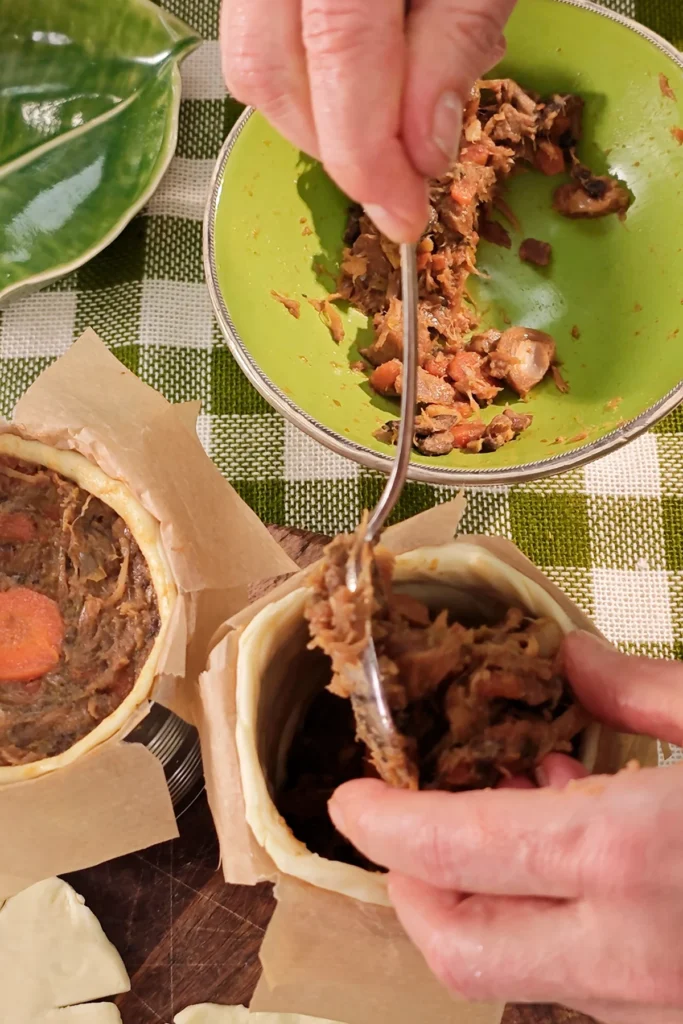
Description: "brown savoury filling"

(0, 455), (160, 766)
(277, 534), (588, 866)
(278, 649), (584, 870)
(276, 682), (381, 871)
(337, 79), (630, 457)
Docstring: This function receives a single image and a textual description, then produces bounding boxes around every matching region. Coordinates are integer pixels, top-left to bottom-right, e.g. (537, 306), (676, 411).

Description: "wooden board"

(67, 527), (592, 1024)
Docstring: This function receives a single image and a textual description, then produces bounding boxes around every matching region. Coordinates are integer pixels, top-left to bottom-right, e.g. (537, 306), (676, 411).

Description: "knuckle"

(221, 0), (301, 106)
(520, 818), (586, 893)
(427, 2), (506, 69)
(579, 819), (649, 896)
(452, 4), (506, 52)
(615, 836), (649, 891)
(222, 45), (290, 107)
(303, 1), (379, 62)
(412, 820), (459, 883)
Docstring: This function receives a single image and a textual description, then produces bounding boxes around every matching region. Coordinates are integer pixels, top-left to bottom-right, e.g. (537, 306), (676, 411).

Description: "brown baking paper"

(198, 494), (661, 1024)
(250, 877), (500, 1024)
(0, 329), (298, 898)
(0, 743), (177, 895)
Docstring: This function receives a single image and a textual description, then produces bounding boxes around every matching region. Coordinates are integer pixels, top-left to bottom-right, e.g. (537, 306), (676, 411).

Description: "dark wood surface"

(67, 527), (590, 1024)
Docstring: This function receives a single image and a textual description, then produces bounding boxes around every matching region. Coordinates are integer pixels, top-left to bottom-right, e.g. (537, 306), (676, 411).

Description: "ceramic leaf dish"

(0, 0), (199, 304)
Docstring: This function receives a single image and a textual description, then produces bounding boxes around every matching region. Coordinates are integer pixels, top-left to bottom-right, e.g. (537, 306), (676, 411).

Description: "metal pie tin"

(126, 703), (203, 815)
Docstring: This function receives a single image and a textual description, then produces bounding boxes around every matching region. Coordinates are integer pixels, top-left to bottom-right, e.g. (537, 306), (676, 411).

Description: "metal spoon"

(344, 242), (420, 790)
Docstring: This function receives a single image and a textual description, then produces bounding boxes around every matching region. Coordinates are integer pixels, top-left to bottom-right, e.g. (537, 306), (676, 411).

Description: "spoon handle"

(366, 242), (418, 542)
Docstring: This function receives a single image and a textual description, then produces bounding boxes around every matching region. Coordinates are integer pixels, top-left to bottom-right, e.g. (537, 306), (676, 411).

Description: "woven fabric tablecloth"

(0, 0), (680, 762)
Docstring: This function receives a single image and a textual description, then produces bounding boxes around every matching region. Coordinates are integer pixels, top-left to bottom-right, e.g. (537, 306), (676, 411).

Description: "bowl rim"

(204, 0), (683, 487)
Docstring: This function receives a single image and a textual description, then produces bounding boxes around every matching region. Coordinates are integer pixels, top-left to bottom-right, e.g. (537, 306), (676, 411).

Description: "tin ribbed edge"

(126, 703), (204, 809)
(168, 739), (203, 807)
(144, 710), (193, 763)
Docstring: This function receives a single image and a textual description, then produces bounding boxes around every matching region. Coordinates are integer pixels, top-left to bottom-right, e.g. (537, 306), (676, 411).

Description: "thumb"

(402, 0), (515, 178)
(564, 631), (683, 745)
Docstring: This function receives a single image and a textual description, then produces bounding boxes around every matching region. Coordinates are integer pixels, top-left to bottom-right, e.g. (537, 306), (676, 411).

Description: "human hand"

(220, 0), (515, 242)
(329, 632), (683, 1023)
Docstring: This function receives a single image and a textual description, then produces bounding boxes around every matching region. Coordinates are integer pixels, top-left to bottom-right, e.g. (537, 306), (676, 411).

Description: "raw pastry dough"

(0, 432), (177, 784)
(0, 876), (130, 1023)
(176, 1006), (341, 1024)
(236, 541), (600, 906)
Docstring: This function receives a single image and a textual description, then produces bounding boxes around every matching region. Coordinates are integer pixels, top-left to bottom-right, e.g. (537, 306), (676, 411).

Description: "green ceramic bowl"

(205, 0), (683, 486)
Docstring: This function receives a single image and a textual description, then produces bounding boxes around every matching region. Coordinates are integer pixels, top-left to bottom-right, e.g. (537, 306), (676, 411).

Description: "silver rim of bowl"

(204, 0), (683, 487)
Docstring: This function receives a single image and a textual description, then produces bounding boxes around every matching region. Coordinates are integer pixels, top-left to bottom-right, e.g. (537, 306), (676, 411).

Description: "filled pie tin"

(126, 703), (203, 814)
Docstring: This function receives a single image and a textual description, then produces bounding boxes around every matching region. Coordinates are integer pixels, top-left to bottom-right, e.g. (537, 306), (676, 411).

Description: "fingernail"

(364, 203), (420, 243)
(432, 90), (462, 163)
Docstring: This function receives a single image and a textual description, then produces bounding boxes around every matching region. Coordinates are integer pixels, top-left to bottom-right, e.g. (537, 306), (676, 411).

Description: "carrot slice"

(0, 588), (64, 683)
(0, 512), (36, 543)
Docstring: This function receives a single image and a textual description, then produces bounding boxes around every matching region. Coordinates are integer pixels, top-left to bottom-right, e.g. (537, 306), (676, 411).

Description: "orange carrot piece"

(369, 360), (402, 396)
(0, 588), (64, 683)
(534, 140), (566, 176)
(423, 355), (448, 378)
(450, 179), (477, 206)
(447, 351), (481, 383)
(450, 421), (487, 449)
(453, 400), (475, 421)
(460, 143), (490, 166)
(0, 512), (36, 543)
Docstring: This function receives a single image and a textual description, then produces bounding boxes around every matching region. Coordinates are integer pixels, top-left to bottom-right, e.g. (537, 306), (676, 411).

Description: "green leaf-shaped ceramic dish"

(0, 0), (199, 304)
(206, 0), (683, 486)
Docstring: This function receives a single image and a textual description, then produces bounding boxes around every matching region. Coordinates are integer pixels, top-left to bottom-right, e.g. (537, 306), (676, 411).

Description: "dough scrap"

(0, 877), (130, 1024)
(175, 1006), (342, 1024)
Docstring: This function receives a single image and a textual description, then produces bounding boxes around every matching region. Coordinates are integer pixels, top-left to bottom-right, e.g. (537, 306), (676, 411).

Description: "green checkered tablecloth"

(0, 0), (681, 764)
